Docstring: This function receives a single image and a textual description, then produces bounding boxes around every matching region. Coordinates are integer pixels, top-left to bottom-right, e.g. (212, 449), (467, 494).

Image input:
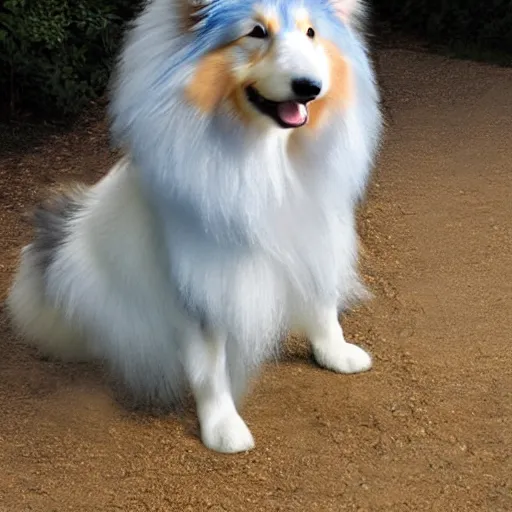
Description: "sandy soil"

(0, 49), (511, 512)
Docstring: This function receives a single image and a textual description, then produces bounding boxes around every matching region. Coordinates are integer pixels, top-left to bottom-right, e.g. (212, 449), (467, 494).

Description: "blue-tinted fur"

(7, 0), (382, 419)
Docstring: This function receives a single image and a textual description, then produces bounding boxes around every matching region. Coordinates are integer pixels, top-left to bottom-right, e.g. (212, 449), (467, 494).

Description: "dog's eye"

(306, 27), (315, 38)
(247, 24), (268, 39)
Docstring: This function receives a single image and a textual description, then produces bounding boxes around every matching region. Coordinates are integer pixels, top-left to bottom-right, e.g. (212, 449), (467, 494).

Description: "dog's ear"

(185, 0), (212, 10)
(329, 0), (366, 26)
(179, 0), (213, 31)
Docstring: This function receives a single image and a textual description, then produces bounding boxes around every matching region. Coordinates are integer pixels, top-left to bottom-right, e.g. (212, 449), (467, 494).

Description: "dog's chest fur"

(149, 144), (352, 338)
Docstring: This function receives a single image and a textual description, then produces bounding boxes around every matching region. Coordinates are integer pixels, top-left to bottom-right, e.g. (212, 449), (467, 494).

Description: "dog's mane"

(109, 0), (381, 247)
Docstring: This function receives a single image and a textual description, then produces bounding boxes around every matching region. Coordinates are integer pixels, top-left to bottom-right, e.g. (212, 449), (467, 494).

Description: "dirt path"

(1, 49), (511, 512)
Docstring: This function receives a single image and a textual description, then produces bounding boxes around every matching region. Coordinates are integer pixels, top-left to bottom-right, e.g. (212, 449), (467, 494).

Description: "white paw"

(313, 342), (372, 374)
(200, 412), (255, 454)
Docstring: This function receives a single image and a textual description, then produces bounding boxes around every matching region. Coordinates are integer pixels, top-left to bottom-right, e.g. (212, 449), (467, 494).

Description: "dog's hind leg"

(182, 327), (255, 453)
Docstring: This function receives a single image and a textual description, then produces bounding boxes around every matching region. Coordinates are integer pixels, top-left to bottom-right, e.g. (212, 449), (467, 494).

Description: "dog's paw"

(313, 341), (372, 374)
(201, 412), (255, 454)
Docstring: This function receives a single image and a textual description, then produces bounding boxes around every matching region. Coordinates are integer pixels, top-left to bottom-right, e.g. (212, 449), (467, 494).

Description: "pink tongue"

(277, 101), (307, 126)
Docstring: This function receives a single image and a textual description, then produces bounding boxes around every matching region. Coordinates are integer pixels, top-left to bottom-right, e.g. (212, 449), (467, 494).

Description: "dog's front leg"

(303, 306), (372, 374)
(183, 328), (255, 453)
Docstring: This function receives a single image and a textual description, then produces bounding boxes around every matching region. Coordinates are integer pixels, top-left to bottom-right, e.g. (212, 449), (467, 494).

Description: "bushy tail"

(6, 191), (91, 362)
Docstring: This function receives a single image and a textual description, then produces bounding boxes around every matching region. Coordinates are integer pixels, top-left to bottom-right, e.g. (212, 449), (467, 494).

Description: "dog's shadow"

(2, 305), (320, 445)
(1, 307), (200, 441)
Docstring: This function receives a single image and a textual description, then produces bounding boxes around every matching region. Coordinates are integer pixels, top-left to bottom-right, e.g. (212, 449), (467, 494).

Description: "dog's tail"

(6, 189), (90, 361)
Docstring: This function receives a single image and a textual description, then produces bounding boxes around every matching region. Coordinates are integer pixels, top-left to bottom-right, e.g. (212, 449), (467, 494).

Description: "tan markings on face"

(186, 43), (259, 124)
(265, 15), (280, 35)
(228, 86), (256, 124)
(186, 47), (236, 113)
(306, 39), (353, 131)
(253, 5), (280, 35)
(246, 42), (268, 68)
(295, 8), (312, 35)
(186, 7), (285, 123)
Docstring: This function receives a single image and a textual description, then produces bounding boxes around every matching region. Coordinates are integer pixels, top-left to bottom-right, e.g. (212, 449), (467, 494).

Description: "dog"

(6, 0), (382, 453)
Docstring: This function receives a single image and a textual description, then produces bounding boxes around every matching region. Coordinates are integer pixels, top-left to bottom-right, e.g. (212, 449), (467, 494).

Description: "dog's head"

(182, 0), (364, 131)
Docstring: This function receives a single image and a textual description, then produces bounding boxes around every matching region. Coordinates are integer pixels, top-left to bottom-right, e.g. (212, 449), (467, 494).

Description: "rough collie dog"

(7, 0), (382, 453)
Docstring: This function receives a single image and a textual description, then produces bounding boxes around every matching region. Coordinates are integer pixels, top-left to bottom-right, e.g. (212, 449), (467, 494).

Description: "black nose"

(291, 78), (322, 99)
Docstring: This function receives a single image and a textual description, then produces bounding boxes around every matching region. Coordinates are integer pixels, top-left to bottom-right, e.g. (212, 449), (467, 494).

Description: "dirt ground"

(0, 48), (511, 512)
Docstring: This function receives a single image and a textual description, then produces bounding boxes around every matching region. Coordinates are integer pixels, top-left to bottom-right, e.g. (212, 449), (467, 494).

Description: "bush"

(1, 0), (510, 119)
(0, 0), (139, 119)
(373, 0), (512, 57)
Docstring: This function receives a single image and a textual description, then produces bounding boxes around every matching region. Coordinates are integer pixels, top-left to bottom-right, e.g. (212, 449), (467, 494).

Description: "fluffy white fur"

(7, 0), (382, 453)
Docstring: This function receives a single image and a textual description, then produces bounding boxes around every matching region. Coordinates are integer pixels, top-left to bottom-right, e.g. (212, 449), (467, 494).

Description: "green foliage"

(373, 0), (512, 57)
(1, 0), (510, 118)
(0, 0), (139, 118)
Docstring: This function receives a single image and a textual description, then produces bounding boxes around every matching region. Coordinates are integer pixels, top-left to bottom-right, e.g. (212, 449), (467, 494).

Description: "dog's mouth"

(245, 86), (311, 129)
